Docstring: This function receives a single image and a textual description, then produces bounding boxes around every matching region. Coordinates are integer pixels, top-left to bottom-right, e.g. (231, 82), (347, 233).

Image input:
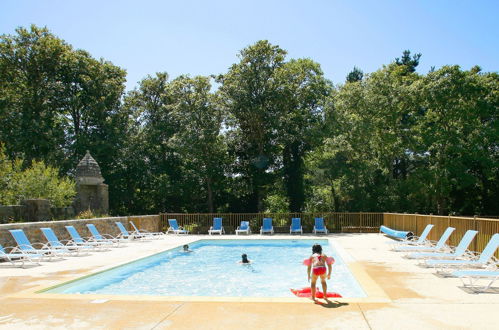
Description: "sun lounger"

(452, 269), (499, 292)
(408, 230), (477, 260)
(390, 224), (434, 248)
(0, 244), (42, 267)
(86, 224), (125, 246)
(393, 227), (455, 252)
(40, 227), (90, 256)
(65, 226), (109, 251)
(115, 222), (150, 240)
(129, 221), (165, 238)
(167, 219), (189, 235)
(9, 229), (60, 260)
(290, 218), (303, 234)
(424, 233), (499, 272)
(313, 218), (328, 235)
(260, 218), (274, 235)
(208, 217), (225, 235)
(235, 221), (251, 235)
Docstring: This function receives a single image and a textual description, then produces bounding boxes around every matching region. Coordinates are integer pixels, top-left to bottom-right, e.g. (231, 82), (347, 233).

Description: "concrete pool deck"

(0, 233), (498, 329)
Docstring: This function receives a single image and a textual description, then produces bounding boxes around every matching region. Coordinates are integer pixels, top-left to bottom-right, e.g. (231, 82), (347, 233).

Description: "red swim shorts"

(313, 266), (326, 276)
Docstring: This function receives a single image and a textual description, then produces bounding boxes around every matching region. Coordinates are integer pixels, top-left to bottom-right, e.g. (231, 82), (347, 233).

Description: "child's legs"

(319, 274), (328, 294)
(310, 274), (318, 299)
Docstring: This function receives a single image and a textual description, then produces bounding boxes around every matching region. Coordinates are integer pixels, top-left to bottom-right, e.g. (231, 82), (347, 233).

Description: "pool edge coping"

(8, 237), (392, 304)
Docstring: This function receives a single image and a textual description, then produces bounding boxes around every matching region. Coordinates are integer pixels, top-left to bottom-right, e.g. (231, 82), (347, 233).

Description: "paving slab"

(0, 233), (497, 329)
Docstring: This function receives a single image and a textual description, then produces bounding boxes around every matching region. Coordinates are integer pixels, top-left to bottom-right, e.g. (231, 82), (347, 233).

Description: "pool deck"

(0, 233), (498, 329)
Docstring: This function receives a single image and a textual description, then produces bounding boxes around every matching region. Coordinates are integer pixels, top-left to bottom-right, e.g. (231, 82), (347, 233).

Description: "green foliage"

(263, 194), (289, 213)
(1, 25), (497, 216)
(0, 25), (128, 212)
(346, 66), (364, 83)
(306, 63), (498, 215)
(395, 50), (422, 73)
(0, 145), (76, 207)
(75, 209), (108, 219)
(218, 41), (331, 212)
(218, 40), (287, 211)
(169, 75), (229, 212)
(276, 58), (331, 211)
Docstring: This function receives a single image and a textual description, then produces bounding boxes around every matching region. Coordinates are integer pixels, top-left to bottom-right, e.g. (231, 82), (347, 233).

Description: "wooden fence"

(159, 212), (383, 234)
(384, 213), (499, 258)
(158, 212), (498, 257)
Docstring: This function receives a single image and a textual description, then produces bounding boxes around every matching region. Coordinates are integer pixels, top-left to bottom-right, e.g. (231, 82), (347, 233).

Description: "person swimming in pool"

(182, 244), (193, 253)
(306, 244), (334, 303)
(239, 253), (252, 264)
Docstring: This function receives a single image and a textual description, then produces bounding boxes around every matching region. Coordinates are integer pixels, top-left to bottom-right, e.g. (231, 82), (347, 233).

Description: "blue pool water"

(44, 239), (366, 298)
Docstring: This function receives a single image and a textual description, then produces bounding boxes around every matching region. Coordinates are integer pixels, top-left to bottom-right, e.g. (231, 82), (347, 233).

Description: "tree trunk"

(283, 143), (305, 212)
(206, 177), (214, 213)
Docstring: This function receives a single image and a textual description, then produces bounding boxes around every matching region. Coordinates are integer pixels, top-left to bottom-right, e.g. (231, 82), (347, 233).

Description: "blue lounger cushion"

(380, 225), (414, 240)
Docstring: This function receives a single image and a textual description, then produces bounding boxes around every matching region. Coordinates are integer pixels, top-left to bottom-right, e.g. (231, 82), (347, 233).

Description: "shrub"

(0, 145), (76, 207)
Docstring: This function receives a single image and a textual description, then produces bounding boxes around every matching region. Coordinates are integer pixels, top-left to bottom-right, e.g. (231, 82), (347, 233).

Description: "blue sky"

(2, 0), (498, 91)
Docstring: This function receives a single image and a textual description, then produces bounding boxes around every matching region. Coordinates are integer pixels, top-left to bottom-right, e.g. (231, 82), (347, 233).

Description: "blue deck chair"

(65, 226), (108, 251)
(425, 233), (499, 271)
(290, 218), (303, 234)
(167, 219), (189, 235)
(129, 221), (165, 238)
(393, 227), (455, 252)
(0, 244), (42, 267)
(313, 218), (328, 235)
(235, 221), (251, 235)
(8, 229), (59, 260)
(390, 224), (434, 248)
(86, 224), (124, 246)
(452, 269), (499, 292)
(40, 227), (89, 256)
(208, 217), (225, 235)
(115, 222), (147, 240)
(260, 218), (274, 235)
(408, 230), (478, 260)
(380, 225), (413, 240)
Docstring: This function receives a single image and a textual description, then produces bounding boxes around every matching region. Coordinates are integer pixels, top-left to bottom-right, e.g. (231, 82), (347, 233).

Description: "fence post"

(473, 215), (477, 252)
(359, 212), (362, 233)
(414, 213), (418, 234)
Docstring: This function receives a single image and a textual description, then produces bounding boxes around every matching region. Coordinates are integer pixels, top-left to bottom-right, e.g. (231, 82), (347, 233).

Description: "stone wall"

(0, 205), (24, 223)
(0, 215), (160, 248)
(51, 206), (76, 221)
(0, 203), (75, 223)
(21, 199), (51, 222)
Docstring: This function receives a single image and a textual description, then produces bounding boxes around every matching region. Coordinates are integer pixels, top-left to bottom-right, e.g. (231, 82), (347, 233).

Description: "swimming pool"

(43, 239), (366, 298)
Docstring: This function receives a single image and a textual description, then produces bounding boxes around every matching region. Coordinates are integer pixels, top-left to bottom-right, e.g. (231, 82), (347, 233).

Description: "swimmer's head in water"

(241, 253), (249, 263)
(183, 244), (189, 251)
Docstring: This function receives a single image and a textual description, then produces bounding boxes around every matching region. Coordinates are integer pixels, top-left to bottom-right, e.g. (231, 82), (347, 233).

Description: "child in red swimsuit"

(306, 244), (334, 302)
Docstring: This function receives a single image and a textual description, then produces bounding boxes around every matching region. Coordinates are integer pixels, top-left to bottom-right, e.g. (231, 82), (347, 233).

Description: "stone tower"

(74, 151), (109, 215)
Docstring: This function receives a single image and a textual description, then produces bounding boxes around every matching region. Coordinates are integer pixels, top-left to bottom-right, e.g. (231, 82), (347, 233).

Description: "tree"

(217, 40), (286, 212)
(307, 62), (423, 212)
(0, 25), (128, 214)
(168, 75), (228, 212)
(0, 25), (70, 165)
(415, 66), (499, 215)
(57, 48), (127, 174)
(276, 59), (331, 211)
(118, 72), (181, 214)
(346, 66), (364, 83)
(395, 50), (422, 73)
